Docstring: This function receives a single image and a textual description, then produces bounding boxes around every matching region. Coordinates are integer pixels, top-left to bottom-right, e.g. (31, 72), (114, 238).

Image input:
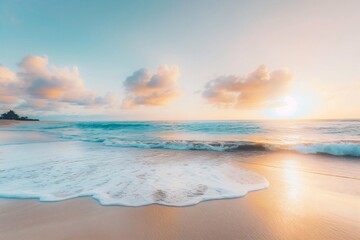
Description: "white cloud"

(0, 55), (119, 111)
(122, 65), (180, 108)
(202, 65), (292, 109)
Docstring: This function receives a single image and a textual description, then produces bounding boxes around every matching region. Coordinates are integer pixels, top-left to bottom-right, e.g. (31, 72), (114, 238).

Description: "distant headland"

(0, 110), (39, 121)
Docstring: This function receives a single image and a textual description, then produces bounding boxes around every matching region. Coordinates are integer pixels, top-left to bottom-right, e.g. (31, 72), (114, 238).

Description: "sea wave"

(103, 139), (360, 157)
(5, 120), (360, 158)
(73, 122), (263, 135)
(290, 142), (360, 157)
(0, 141), (269, 206)
(103, 139), (268, 151)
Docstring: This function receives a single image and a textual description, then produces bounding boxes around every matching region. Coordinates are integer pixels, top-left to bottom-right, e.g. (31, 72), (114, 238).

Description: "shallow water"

(0, 120), (359, 206)
(0, 137), (268, 206)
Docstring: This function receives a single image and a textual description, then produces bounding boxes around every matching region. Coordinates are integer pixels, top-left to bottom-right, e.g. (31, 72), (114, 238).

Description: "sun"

(274, 96), (298, 118)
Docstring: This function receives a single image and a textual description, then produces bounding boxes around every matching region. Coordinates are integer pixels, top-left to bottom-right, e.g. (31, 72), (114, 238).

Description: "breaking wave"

(0, 141), (269, 206)
(289, 142), (360, 157)
(103, 139), (360, 157)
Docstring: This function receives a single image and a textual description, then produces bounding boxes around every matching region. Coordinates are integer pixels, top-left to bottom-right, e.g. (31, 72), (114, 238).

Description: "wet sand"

(0, 150), (359, 240)
(0, 119), (44, 126)
(0, 122), (359, 239)
(0, 120), (22, 126)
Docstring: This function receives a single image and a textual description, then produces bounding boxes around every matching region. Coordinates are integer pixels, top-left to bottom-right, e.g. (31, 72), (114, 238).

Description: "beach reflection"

(283, 160), (301, 201)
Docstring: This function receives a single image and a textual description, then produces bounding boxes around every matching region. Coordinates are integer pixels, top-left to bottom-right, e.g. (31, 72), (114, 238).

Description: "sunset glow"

(275, 97), (298, 118)
(0, 0), (359, 121)
(0, 1), (359, 240)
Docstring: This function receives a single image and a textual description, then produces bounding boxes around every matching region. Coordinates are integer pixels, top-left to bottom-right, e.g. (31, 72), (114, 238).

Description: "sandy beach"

(0, 140), (359, 240)
(0, 120), (43, 126)
(0, 120), (22, 126)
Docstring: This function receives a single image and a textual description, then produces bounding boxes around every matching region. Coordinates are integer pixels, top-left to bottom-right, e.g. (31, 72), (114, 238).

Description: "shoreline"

(1, 167), (359, 240)
(0, 120), (24, 126)
(0, 123), (359, 239)
(1, 150), (359, 239)
(0, 119), (44, 126)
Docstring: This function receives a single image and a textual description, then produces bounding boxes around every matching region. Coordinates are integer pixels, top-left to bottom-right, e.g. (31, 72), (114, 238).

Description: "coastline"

(0, 124), (359, 239)
(0, 120), (23, 126)
(0, 119), (43, 126)
(0, 152), (359, 239)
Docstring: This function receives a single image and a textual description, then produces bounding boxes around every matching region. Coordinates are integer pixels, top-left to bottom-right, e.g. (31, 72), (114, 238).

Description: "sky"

(0, 0), (359, 120)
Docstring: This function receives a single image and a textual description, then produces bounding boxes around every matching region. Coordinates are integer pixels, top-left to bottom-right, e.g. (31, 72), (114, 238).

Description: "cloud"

(0, 55), (118, 111)
(18, 55), (109, 105)
(202, 65), (292, 109)
(122, 65), (180, 108)
(0, 66), (19, 104)
(18, 99), (67, 111)
(0, 65), (16, 84)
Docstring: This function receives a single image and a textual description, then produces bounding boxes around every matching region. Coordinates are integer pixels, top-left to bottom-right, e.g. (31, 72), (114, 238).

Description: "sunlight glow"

(265, 93), (313, 119)
(283, 160), (301, 201)
(275, 97), (298, 118)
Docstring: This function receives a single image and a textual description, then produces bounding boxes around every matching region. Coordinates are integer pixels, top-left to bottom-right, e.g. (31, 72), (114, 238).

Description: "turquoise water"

(0, 120), (359, 206)
(7, 120), (360, 157)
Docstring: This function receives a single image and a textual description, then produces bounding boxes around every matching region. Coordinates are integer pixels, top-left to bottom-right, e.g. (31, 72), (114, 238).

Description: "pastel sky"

(0, 0), (359, 120)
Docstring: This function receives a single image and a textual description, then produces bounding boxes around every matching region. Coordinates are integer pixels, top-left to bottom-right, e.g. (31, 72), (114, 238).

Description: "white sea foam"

(0, 141), (268, 206)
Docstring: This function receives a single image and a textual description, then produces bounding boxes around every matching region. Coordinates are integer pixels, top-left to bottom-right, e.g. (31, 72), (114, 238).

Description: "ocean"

(0, 120), (359, 206)
(6, 120), (360, 156)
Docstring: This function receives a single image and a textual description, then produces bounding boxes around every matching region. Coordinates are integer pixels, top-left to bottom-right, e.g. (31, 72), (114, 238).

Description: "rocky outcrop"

(0, 110), (39, 121)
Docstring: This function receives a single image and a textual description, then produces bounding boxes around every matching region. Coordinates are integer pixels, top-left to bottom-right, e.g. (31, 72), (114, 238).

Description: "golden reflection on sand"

(283, 160), (301, 201)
